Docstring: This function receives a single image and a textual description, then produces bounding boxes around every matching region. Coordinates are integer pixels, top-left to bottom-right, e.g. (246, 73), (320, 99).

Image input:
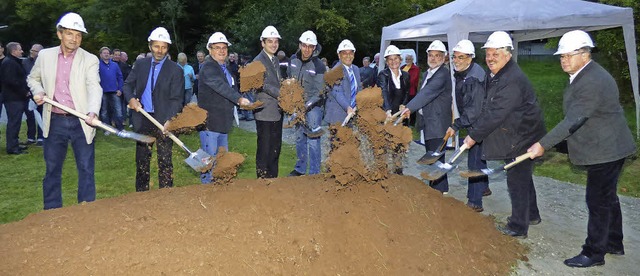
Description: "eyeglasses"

(211, 46), (228, 51)
(451, 55), (469, 60)
(559, 51), (584, 60)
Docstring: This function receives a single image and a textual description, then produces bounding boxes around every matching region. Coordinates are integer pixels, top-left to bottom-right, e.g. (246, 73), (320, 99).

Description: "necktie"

(221, 63), (233, 85)
(349, 68), (357, 108)
(151, 62), (158, 91)
(272, 56), (280, 79)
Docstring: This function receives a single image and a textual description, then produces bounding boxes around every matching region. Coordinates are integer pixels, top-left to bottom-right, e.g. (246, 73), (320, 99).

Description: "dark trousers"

(43, 114), (95, 209)
(581, 158), (625, 260)
(467, 142), (489, 207)
(425, 137), (448, 192)
(255, 118), (283, 178)
(505, 158), (540, 234)
(135, 114), (174, 191)
(25, 100), (44, 141)
(5, 100), (25, 153)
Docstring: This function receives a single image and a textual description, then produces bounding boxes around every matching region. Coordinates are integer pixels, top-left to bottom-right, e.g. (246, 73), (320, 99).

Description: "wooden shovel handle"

(436, 131), (454, 153)
(448, 143), (469, 163)
(504, 152), (534, 170)
(136, 108), (186, 148)
(41, 97), (110, 131)
(341, 107), (357, 127)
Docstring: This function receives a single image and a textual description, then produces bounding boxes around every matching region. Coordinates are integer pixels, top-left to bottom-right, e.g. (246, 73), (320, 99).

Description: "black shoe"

(288, 170), (304, 177)
(466, 202), (484, 212)
(607, 248), (625, 255)
(483, 188), (492, 196)
(496, 225), (527, 239)
(7, 150), (28, 155)
(507, 216), (541, 226)
(563, 254), (604, 268)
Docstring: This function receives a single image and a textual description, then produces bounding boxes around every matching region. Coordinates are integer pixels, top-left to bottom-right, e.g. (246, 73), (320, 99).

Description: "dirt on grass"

(0, 175), (526, 275)
(239, 61), (266, 93)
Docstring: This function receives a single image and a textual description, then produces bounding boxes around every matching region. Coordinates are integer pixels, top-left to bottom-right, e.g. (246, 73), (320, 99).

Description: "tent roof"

(382, 0), (634, 42)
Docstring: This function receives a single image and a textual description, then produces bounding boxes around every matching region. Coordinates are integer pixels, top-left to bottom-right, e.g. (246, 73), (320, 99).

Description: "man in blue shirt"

(98, 47), (124, 131)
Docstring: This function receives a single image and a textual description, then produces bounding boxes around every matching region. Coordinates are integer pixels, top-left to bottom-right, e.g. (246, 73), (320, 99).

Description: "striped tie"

(349, 68), (357, 108)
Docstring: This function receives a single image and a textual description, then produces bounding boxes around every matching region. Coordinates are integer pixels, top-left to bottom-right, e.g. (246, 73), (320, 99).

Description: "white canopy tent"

(380, 0), (639, 137)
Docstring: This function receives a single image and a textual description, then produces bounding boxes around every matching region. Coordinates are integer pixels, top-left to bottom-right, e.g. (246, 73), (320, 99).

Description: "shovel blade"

(305, 127), (325, 138)
(115, 130), (156, 144)
(420, 161), (455, 181)
(416, 151), (444, 165)
(184, 149), (215, 172)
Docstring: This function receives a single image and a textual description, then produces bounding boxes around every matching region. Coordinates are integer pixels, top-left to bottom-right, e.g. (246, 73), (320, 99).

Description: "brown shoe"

(466, 202), (484, 212)
(483, 188), (492, 197)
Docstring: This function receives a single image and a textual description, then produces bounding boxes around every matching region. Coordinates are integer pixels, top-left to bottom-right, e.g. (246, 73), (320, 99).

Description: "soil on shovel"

(239, 61), (266, 92)
(164, 103), (208, 133)
(239, 100), (264, 111)
(0, 175), (526, 275)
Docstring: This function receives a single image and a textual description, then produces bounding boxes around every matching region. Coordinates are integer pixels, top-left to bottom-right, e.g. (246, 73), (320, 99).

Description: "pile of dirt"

(164, 103), (207, 133)
(324, 65), (344, 86)
(239, 61), (266, 92)
(0, 175), (526, 275)
(278, 78), (306, 126)
(211, 148), (245, 182)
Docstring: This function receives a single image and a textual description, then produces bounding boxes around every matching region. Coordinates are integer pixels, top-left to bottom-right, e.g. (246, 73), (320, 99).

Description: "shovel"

(341, 107), (357, 127)
(383, 110), (403, 125)
(416, 131), (454, 165)
(460, 152), (534, 178)
(40, 97), (155, 144)
(136, 108), (214, 172)
(420, 143), (469, 181)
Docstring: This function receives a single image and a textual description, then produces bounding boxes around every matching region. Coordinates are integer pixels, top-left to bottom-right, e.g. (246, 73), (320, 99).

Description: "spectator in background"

(193, 50), (206, 102)
(401, 54), (421, 126)
(118, 51), (132, 126)
(360, 56), (376, 88)
(1, 42), (30, 154)
(228, 52), (240, 83)
(22, 43), (45, 146)
(0, 42), (6, 130)
(112, 48), (121, 62)
(98, 46), (124, 131)
(321, 57), (330, 72)
(177, 52), (195, 104)
(277, 50), (289, 79)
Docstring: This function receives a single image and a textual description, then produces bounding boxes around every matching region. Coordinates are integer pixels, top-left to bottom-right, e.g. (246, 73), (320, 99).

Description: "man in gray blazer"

(528, 30), (636, 268)
(401, 40), (452, 193)
(253, 26), (283, 178)
(324, 39), (361, 125)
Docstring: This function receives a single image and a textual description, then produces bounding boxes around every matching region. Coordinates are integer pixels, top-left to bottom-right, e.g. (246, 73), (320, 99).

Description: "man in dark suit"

(123, 27), (185, 192)
(528, 30), (636, 268)
(401, 40), (452, 193)
(253, 25), (283, 178)
(324, 39), (361, 125)
(197, 32), (249, 183)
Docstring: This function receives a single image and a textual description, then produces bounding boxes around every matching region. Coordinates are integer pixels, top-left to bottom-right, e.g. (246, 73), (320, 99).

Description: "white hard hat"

(207, 32), (231, 47)
(336, 39), (356, 53)
(452, 39), (475, 58)
(56, 12), (87, 34)
(260, 25), (281, 40)
(554, 30), (594, 55)
(482, 31), (513, 49)
(427, 40), (447, 53)
(384, 45), (401, 57)
(299, 30), (317, 46)
(148, 27), (172, 44)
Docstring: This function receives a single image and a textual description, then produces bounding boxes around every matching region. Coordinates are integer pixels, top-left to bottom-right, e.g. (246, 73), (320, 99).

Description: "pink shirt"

(52, 49), (77, 114)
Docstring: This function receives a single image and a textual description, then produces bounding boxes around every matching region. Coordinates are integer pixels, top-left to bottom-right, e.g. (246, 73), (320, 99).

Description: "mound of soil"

(164, 103), (207, 133)
(239, 61), (266, 92)
(0, 175), (525, 275)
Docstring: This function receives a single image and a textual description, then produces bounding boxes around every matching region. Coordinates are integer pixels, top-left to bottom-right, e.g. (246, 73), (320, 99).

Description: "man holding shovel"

(527, 30), (636, 268)
(462, 31), (546, 238)
(123, 27), (184, 192)
(27, 12), (102, 210)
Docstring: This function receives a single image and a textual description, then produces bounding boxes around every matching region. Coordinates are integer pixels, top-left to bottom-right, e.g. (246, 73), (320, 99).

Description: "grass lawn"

(0, 126), (295, 224)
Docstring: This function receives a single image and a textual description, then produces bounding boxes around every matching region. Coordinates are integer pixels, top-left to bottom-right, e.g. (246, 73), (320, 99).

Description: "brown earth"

(278, 78), (306, 127)
(212, 148), (245, 182)
(324, 65), (344, 86)
(239, 100), (264, 111)
(0, 175), (526, 275)
(164, 103), (208, 133)
(239, 61), (266, 92)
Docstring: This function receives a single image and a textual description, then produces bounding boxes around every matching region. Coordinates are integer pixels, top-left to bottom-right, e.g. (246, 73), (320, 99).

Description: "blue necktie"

(221, 64), (233, 85)
(151, 62), (158, 91)
(349, 68), (357, 108)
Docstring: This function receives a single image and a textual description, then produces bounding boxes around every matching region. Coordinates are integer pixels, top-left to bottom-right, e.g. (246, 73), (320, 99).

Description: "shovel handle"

(504, 152), (535, 170)
(436, 131), (454, 153)
(136, 108), (187, 149)
(448, 143), (469, 163)
(41, 97), (114, 133)
(341, 107), (357, 127)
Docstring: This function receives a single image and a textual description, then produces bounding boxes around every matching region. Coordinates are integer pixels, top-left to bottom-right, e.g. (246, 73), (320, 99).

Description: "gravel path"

(237, 119), (640, 275)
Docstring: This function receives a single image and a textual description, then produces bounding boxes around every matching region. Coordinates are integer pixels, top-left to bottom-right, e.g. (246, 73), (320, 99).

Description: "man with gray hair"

(22, 43), (45, 146)
(360, 56), (376, 88)
(1, 42), (29, 154)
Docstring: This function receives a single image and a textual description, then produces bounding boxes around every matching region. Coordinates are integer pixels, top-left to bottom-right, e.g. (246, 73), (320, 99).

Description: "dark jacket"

(360, 66), (376, 88)
(253, 50), (283, 121)
(198, 56), (242, 133)
(406, 65), (452, 140)
(540, 61), (636, 165)
(123, 57), (184, 130)
(469, 60), (546, 160)
(377, 68), (410, 112)
(0, 55), (30, 102)
(452, 62), (486, 131)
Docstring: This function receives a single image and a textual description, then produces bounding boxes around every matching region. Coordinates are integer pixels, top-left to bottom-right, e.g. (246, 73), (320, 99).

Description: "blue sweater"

(99, 59), (123, 92)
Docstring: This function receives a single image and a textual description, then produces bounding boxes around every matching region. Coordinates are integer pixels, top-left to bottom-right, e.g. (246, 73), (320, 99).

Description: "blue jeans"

(43, 114), (95, 209)
(100, 92), (123, 130)
(199, 130), (228, 183)
(467, 142), (489, 207)
(293, 106), (322, 175)
(184, 88), (194, 105)
(240, 92), (255, 120)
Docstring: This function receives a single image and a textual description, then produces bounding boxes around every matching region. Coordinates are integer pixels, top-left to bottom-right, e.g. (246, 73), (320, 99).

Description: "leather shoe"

(483, 188), (492, 196)
(288, 170), (304, 177)
(466, 202), (484, 212)
(496, 225), (527, 239)
(7, 150), (28, 155)
(607, 248), (625, 255)
(563, 254), (604, 268)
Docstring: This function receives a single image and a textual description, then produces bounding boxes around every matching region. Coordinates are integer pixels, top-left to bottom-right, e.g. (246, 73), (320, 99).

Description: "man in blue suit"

(324, 39), (361, 125)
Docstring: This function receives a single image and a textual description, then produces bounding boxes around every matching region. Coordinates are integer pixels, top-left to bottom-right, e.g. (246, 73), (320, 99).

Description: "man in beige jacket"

(28, 12), (102, 210)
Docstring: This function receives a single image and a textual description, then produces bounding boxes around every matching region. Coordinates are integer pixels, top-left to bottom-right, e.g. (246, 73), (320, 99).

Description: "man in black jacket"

(0, 42), (30, 154)
(124, 27), (184, 192)
(463, 31), (546, 238)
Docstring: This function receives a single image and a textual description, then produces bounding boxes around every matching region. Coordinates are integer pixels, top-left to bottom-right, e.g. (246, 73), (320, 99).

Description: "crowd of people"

(0, 11), (636, 269)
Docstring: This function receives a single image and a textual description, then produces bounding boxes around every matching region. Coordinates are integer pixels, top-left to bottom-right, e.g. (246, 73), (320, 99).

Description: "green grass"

(0, 125), (295, 224)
